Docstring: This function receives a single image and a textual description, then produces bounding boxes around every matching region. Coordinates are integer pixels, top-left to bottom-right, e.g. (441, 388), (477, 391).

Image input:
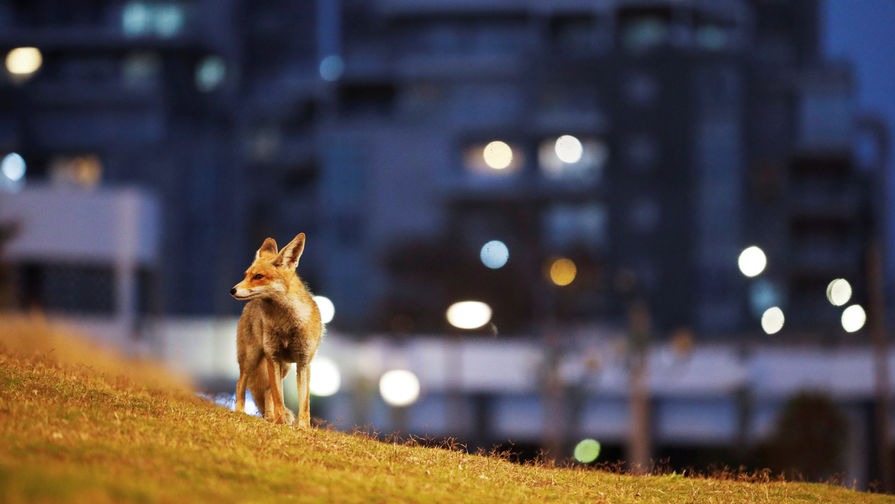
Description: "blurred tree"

(760, 392), (848, 481)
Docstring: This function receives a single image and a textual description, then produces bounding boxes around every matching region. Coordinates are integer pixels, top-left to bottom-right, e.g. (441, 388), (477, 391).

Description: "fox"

(229, 233), (323, 427)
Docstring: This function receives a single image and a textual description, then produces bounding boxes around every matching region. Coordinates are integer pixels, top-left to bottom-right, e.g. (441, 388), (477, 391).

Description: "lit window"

(123, 52), (161, 88)
(621, 17), (669, 52)
(154, 4), (185, 38)
(696, 25), (728, 51)
(121, 2), (186, 39)
(49, 155), (102, 189)
(122, 2), (151, 37)
(463, 140), (523, 176)
(538, 136), (607, 182)
(195, 55), (226, 92)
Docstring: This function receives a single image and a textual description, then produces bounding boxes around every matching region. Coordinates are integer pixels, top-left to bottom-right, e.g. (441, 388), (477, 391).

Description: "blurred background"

(1, 0), (894, 490)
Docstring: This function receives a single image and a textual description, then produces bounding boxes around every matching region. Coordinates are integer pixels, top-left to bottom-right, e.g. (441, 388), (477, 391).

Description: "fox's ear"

(274, 233), (305, 270)
(255, 237), (278, 260)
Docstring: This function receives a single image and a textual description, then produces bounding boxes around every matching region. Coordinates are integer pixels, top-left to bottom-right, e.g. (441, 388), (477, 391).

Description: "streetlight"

(841, 304), (867, 333)
(483, 140), (513, 170)
(313, 295), (335, 324)
(737, 246), (767, 277)
(379, 369), (420, 407)
(5, 47), (42, 77)
(760, 306), (784, 335)
(446, 300), (492, 329)
(826, 279), (852, 306)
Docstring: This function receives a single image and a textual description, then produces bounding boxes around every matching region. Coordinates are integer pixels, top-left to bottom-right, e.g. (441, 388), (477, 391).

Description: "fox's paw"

(283, 408), (295, 425)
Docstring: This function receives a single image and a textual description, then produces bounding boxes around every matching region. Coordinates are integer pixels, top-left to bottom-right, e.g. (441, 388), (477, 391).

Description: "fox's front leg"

(296, 364), (311, 428)
(265, 357), (286, 424)
(235, 370), (247, 414)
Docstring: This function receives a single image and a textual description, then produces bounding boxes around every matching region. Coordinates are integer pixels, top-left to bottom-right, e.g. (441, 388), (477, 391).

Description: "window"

(49, 155), (102, 189)
(543, 204), (608, 253)
(624, 71), (658, 105)
(624, 134), (658, 170)
(627, 198), (660, 234)
(17, 263), (115, 315)
(121, 2), (186, 39)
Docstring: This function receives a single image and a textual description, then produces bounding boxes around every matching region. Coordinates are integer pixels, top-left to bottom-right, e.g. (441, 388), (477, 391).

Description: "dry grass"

(0, 317), (892, 503)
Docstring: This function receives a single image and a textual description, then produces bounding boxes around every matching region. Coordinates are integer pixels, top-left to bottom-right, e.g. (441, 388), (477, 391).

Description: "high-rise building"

(0, 0), (881, 341)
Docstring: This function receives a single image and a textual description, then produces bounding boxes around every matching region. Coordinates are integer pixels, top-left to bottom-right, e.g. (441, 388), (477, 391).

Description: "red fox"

(229, 233), (323, 427)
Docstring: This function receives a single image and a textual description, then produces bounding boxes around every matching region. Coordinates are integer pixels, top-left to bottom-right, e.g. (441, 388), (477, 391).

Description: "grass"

(1, 317), (892, 503)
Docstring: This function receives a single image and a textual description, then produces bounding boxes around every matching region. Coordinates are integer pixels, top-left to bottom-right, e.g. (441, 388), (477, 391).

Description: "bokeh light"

(554, 134), (583, 164)
(549, 257), (577, 286)
(6, 47), (42, 76)
(379, 369), (420, 407)
(319, 55), (344, 82)
(446, 300), (492, 330)
(841, 304), (866, 333)
(1, 153), (26, 182)
(480, 240), (509, 269)
(482, 140), (513, 170)
(573, 438), (601, 464)
(195, 56), (226, 92)
(313, 295), (335, 324)
(737, 245), (767, 277)
(309, 356), (341, 397)
(826, 278), (852, 307)
(761, 306), (784, 335)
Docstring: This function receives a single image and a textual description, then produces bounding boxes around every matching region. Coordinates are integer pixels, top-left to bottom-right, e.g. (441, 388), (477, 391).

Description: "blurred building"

(0, 0), (883, 339)
(305, 0), (878, 338)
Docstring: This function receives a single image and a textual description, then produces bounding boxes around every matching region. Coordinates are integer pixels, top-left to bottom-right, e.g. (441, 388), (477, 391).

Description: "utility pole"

(860, 115), (892, 491)
(868, 239), (892, 491)
(627, 296), (652, 474)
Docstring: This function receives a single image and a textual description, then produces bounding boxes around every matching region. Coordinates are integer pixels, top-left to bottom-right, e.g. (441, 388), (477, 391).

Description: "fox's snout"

(229, 287), (237, 296)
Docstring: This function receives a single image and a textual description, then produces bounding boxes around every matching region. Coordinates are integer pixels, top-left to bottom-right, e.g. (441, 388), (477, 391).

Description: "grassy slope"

(0, 319), (892, 504)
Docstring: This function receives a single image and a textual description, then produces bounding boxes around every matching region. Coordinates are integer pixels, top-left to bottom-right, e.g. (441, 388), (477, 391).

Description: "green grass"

(0, 318), (892, 503)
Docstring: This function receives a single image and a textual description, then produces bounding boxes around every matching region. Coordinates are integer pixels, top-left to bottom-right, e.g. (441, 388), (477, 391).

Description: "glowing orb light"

(761, 306), (784, 335)
(195, 55), (226, 92)
(6, 47), (42, 76)
(319, 55), (344, 81)
(309, 356), (341, 397)
(446, 301), (492, 330)
(574, 438), (601, 464)
(1, 153), (25, 182)
(554, 135), (583, 164)
(549, 257), (577, 286)
(483, 140), (513, 170)
(313, 295), (335, 324)
(841, 304), (866, 333)
(379, 369), (420, 407)
(480, 240), (509, 269)
(826, 279), (852, 307)
(738, 245), (767, 277)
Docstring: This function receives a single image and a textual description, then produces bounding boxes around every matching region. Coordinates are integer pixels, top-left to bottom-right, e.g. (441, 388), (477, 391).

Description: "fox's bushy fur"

(230, 233), (322, 426)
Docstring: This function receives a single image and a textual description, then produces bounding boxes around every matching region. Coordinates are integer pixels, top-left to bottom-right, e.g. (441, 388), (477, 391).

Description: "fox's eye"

(253, 274), (264, 280)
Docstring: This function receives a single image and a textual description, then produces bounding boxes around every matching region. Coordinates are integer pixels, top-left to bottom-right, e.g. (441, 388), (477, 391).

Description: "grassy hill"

(0, 317), (891, 504)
